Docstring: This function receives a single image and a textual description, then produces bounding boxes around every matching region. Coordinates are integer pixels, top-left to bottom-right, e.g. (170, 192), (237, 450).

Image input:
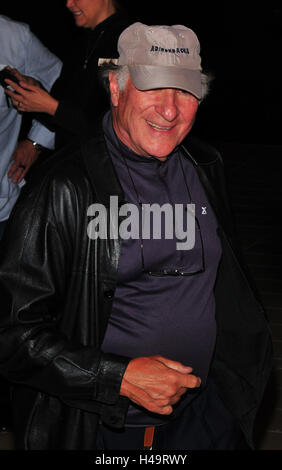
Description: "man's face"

(110, 74), (199, 161)
(66, 0), (108, 28)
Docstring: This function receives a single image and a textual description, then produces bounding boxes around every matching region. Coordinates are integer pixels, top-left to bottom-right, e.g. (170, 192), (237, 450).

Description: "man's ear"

(109, 72), (119, 107)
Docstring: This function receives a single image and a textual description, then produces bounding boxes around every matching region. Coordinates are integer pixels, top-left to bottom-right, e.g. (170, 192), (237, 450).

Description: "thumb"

(155, 356), (193, 374)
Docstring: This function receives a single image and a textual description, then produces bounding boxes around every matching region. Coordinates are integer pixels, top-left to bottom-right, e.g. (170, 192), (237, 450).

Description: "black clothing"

(0, 128), (273, 449)
(96, 379), (249, 450)
(40, 13), (130, 148)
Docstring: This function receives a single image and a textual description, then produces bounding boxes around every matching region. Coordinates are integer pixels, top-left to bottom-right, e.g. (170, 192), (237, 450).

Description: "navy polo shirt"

(101, 112), (222, 426)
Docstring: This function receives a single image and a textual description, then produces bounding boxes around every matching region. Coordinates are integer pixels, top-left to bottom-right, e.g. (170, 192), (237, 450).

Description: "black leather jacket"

(0, 129), (273, 449)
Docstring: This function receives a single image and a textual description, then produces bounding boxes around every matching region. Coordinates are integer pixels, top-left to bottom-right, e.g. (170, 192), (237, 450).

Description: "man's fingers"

(155, 355), (193, 374)
(182, 373), (201, 389)
(122, 379), (173, 415)
(120, 356), (201, 416)
(153, 356), (201, 388)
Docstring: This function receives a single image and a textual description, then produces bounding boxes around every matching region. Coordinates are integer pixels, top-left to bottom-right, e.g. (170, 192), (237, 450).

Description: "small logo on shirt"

(201, 207), (207, 215)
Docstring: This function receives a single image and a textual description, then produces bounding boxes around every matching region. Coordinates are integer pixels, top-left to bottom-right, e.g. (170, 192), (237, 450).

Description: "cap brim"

(128, 64), (202, 99)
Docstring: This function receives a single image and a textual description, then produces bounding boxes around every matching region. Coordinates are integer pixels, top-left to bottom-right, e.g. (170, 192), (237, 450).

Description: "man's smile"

(146, 120), (174, 131)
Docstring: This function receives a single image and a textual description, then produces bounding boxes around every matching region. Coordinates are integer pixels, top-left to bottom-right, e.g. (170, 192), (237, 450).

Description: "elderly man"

(0, 23), (272, 450)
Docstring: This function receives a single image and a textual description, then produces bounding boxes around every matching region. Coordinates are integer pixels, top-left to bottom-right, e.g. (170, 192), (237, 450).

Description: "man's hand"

(8, 139), (41, 184)
(120, 355), (201, 415)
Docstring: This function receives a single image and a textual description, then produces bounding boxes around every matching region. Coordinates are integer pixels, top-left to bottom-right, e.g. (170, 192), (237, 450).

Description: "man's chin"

(149, 146), (178, 161)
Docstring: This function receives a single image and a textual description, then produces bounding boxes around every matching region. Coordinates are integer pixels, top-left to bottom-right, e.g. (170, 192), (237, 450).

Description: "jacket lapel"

(181, 136), (235, 237)
(80, 129), (124, 207)
(81, 129), (234, 237)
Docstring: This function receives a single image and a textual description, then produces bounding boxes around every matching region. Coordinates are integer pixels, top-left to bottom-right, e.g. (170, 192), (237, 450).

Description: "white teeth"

(147, 120), (171, 131)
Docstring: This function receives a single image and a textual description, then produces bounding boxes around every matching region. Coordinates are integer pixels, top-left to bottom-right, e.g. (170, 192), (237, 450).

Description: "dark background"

(1, 1), (282, 144)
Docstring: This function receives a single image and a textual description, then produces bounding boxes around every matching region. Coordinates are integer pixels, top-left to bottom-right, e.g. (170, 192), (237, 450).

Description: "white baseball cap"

(115, 22), (203, 99)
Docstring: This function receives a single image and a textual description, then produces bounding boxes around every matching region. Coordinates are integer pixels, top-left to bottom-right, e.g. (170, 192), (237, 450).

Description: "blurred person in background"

(5, 0), (131, 151)
(0, 14), (62, 237)
(0, 13), (62, 431)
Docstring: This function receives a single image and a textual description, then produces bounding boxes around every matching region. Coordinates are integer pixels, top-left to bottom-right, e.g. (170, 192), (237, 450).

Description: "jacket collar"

(181, 134), (222, 165)
(181, 134), (234, 236)
(81, 127), (232, 235)
(80, 125), (125, 208)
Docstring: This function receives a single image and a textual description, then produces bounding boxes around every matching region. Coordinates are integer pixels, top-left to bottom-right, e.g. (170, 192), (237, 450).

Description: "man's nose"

(155, 90), (178, 122)
(66, 0), (75, 9)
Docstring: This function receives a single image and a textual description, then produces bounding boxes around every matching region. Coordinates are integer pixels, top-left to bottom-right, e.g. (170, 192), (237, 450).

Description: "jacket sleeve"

(0, 170), (130, 410)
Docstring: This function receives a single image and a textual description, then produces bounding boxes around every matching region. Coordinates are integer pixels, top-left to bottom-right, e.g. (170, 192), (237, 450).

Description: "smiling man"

(110, 80), (199, 160)
(107, 23), (202, 161)
(0, 23), (272, 450)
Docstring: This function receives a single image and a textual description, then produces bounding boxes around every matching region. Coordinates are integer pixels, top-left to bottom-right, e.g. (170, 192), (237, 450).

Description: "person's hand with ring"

(5, 78), (59, 115)
(8, 140), (42, 183)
